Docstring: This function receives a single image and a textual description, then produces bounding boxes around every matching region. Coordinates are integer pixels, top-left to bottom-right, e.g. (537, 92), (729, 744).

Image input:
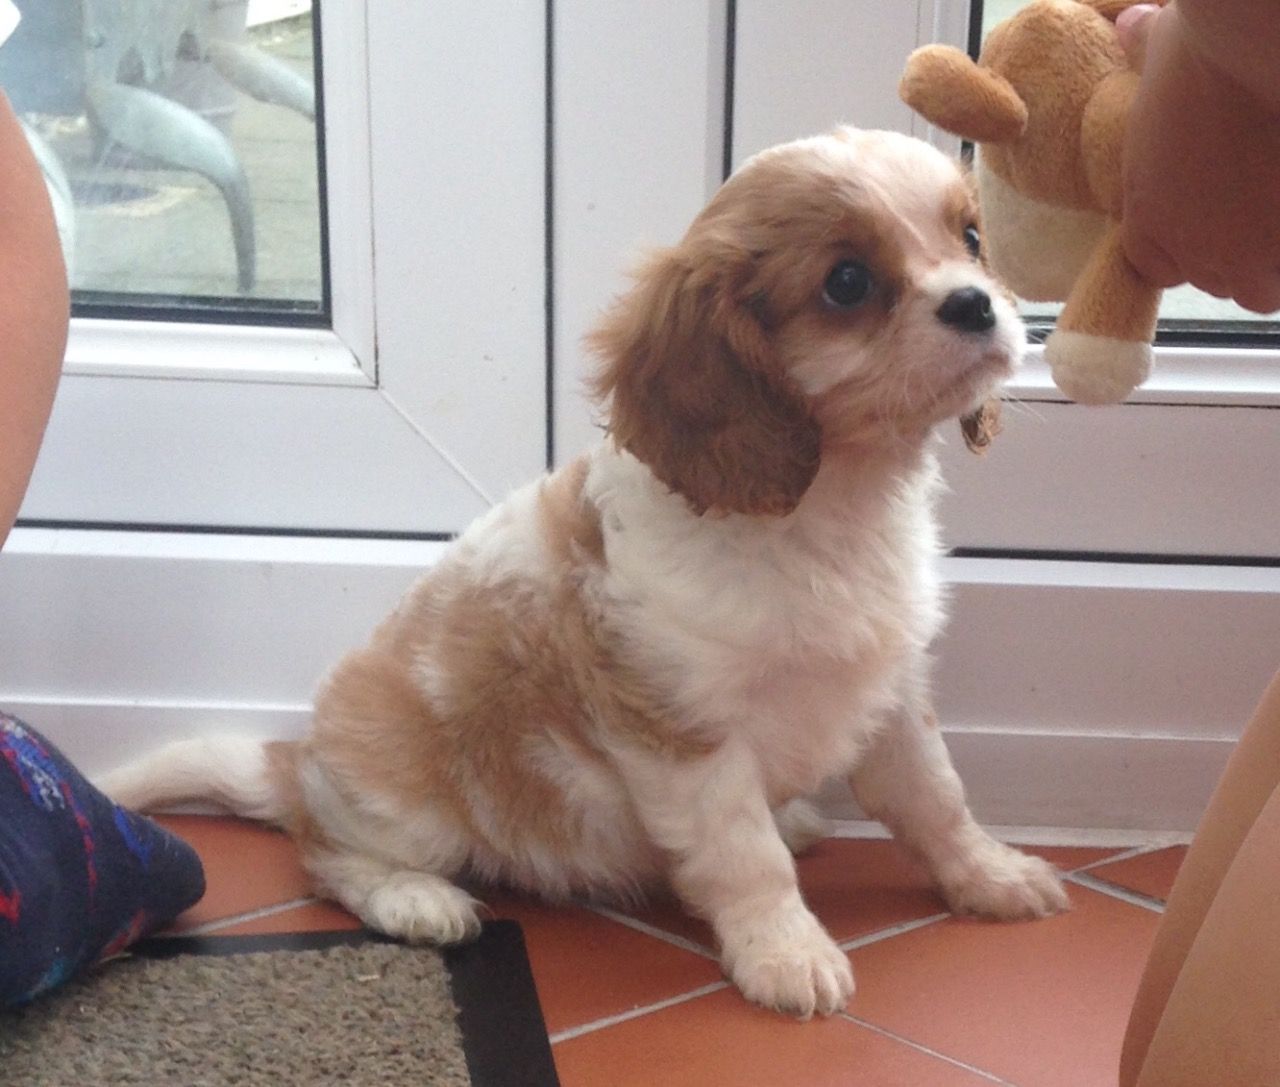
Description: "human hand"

(1118, 2), (1280, 314)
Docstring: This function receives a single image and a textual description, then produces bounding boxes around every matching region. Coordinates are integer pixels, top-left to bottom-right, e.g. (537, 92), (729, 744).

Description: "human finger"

(1116, 4), (1162, 71)
(1120, 220), (1186, 289)
(1187, 272), (1232, 300)
(1228, 275), (1280, 316)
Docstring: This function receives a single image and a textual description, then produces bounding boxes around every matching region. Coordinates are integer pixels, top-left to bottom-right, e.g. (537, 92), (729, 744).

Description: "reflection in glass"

(0, 0), (324, 320)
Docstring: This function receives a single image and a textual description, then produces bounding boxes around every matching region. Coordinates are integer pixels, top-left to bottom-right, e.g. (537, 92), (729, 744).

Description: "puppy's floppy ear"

(589, 248), (821, 517)
(900, 45), (1028, 144)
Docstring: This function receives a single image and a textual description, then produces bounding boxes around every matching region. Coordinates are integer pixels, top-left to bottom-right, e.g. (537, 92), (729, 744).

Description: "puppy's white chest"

(591, 444), (942, 791)
(636, 556), (928, 797)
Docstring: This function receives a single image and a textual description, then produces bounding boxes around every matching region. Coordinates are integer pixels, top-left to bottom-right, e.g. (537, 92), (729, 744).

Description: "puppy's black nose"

(936, 287), (996, 333)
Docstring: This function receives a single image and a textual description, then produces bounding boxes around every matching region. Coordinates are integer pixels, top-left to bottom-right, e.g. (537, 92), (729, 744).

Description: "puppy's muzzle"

(936, 287), (995, 333)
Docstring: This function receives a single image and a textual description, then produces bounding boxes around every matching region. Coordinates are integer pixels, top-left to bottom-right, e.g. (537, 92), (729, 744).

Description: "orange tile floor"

(153, 815), (1186, 1087)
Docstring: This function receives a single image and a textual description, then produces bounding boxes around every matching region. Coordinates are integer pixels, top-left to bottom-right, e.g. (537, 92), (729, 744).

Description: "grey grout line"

(1067, 841), (1177, 875)
(172, 896), (325, 936)
(838, 912), (952, 953)
(826, 823), (1192, 850)
(842, 1014), (1021, 1086)
(588, 902), (956, 963)
(562, 907), (958, 1049)
(548, 981), (730, 1045)
(547, 840), (1167, 1056)
(553, 845), (1171, 1050)
(582, 902), (719, 960)
(1066, 871), (1166, 913)
(174, 841), (1164, 933)
(552, 838), (1171, 1064)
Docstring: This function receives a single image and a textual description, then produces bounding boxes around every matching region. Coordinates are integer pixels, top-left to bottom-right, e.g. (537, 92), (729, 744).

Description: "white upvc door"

(549, 0), (1280, 835)
(554, 0), (1280, 559)
(21, 1), (549, 535)
(553, 0), (963, 463)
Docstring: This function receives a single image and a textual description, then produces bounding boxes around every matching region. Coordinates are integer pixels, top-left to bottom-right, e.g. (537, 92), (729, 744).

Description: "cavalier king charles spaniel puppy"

(103, 127), (1067, 1018)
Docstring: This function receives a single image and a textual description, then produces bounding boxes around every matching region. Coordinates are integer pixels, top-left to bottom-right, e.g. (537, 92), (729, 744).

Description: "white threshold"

(824, 821), (1193, 851)
(2, 528), (1275, 834)
(1008, 342), (1280, 407)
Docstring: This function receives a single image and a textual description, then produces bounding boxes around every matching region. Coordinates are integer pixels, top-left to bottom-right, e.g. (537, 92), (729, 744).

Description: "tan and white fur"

(101, 127), (1067, 1019)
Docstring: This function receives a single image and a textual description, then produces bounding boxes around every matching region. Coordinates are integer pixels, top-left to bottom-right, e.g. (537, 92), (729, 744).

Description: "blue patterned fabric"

(0, 713), (205, 1005)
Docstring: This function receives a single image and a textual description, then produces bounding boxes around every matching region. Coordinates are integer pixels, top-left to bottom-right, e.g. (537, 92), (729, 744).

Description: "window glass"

(0, 0), (324, 322)
(976, 0), (1276, 336)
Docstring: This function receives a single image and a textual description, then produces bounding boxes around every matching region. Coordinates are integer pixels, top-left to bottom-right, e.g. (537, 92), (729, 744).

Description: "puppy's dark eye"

(963, 224), (982, 259)
(823, 260), (874, 309)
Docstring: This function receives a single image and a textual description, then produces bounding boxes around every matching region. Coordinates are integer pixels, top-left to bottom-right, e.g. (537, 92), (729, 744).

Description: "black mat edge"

(131, 927), (394, 958)
(446, 922), (561, 1087)
(132, 921), (559, 1087)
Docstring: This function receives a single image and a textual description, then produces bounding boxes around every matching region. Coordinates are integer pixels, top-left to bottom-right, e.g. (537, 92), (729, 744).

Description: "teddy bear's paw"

(1045, 330), (1153, 405)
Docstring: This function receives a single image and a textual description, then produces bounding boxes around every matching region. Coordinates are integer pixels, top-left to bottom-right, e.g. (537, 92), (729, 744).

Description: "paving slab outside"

(25, 7), (1272, 325)
(33, 14), (321, 309)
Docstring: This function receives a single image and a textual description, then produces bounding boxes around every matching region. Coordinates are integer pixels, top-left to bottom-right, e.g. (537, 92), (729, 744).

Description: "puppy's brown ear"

(589, 249), (820, 517)
(900, 45), (1028, 144)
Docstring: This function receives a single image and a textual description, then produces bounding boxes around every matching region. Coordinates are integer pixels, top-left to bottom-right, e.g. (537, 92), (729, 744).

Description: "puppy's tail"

(97, 736), (297, 826)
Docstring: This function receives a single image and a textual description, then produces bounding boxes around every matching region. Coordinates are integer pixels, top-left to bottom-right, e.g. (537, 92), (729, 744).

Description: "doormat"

(0, 921), (559, 1087)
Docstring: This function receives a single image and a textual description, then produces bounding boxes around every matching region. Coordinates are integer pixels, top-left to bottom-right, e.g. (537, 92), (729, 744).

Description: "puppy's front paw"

(938, 839), (1069, 921)
(721, 908), (854, 1019)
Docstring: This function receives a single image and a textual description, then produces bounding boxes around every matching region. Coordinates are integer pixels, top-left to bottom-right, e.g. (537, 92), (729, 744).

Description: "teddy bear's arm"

(1045, 222), (1161, 404)
(900, 46), (1028, 144)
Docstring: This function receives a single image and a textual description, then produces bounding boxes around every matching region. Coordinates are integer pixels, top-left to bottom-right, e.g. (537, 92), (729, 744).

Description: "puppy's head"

(590, 127), (1023, 517)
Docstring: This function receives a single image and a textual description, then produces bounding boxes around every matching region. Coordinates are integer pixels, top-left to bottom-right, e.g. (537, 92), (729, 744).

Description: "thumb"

(1116, 4), (1161, 70)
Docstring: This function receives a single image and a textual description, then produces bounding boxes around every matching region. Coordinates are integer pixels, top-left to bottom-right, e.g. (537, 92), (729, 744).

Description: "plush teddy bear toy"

(900, 0), (1167, 405)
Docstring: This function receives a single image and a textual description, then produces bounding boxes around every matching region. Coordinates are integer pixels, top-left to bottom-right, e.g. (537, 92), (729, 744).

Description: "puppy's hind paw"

(939, 840), (1070, 921)
(363, 871), (483, 945)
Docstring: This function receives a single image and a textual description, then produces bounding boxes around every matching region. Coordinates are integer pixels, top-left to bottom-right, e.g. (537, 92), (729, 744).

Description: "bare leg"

(1132, 783), (1280, 1086)
(0, 93), (68, 550)
(851, 701), (1067, 919)
(1121, 667), (1280, 1087)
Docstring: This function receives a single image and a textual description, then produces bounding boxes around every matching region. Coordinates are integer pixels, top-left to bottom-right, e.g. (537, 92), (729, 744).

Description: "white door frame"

(23, 1), (550, 535)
